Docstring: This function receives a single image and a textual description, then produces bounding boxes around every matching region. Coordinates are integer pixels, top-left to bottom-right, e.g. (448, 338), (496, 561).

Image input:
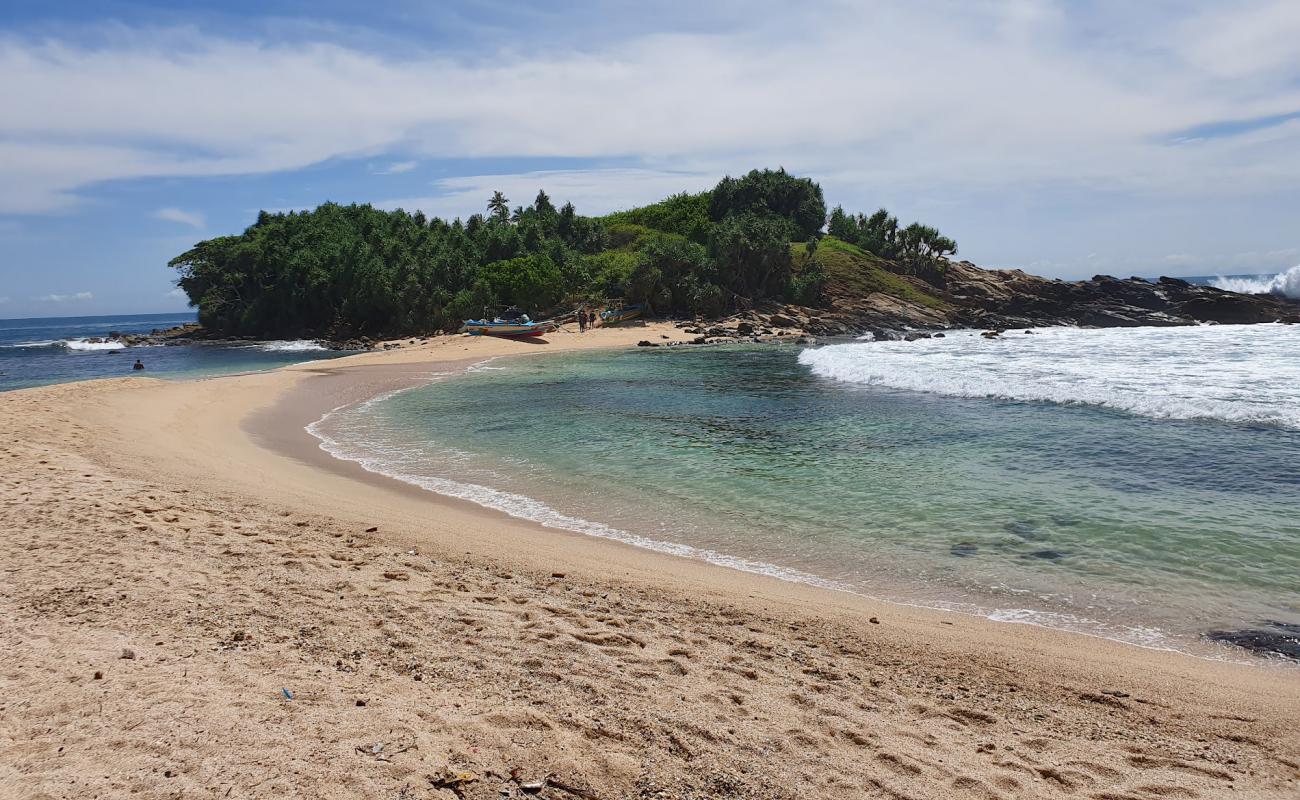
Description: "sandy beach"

(3, 323), (1298, 800)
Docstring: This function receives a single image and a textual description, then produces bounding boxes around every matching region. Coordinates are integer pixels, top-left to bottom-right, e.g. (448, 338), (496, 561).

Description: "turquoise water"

(314, 333), (1300, 656)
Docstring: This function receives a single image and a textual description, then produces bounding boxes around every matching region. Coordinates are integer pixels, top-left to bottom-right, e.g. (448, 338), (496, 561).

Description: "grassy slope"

(597, 194), (949, 313)
(794, 237), (948, 310)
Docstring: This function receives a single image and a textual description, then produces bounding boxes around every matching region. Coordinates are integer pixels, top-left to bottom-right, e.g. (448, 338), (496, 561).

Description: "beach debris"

(383, 571), (410, 581)
(120, 648), (136, 660)
(550, 572), (566, 579)
(365, 526), (379, 532)
(282, 688), (293, 700)
(355, 699), (367, 707)
(430, 768), (478, 789)
(869, 617), (880, 624)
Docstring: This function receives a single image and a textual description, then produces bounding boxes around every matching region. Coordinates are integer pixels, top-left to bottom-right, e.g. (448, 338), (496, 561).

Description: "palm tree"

(487, 191), (509, 222)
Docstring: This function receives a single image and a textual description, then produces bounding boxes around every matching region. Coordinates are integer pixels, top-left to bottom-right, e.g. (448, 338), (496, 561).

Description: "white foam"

(64, 339), (126, 351)
(799, 324), (1300, 428)
(1212, 265), (1300, 299)
(253, 340), (327, 352)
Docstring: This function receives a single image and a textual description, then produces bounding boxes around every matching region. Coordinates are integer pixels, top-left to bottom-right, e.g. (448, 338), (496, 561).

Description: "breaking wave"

(251, 340), (328, 352)
(799, 325), (1300, 429)
(1211, 265), (1300, 299)
(2, 338), (127, 351)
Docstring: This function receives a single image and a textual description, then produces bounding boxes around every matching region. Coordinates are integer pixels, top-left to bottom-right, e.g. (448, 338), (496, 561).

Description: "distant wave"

(65, 339), (126, 351)
(1211, 265), (1300, 299)
(2, 338), (126, 351)
(251, 340), (327, 352)
(800, 326), (1300, 429)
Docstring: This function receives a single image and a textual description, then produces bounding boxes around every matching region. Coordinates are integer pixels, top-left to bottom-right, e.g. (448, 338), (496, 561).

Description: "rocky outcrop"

(940, 264), (1300, 330)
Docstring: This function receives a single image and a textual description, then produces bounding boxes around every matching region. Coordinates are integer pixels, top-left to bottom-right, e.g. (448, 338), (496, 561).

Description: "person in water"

(132, 359), (144, 371)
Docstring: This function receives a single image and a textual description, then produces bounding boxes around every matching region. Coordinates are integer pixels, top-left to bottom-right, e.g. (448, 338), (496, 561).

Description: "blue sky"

(2, 0), (1299, 317)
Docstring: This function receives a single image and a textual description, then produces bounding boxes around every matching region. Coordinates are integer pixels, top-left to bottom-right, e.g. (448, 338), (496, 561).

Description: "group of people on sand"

(576, 307), (602, 332)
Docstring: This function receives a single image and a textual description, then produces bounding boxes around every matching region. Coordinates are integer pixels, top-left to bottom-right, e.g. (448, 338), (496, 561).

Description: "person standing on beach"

(578, 309), (588, 332)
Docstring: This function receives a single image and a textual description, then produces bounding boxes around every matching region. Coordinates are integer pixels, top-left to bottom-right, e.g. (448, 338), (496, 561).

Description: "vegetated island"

(161, 168), (1299, 347)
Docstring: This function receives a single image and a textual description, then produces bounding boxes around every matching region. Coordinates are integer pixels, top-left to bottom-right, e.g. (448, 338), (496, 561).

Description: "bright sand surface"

(2, 322), (1298, 799)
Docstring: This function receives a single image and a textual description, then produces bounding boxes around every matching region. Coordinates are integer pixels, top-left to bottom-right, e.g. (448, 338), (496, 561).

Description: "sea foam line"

(799, 325), (1300, 429)
(297, 363), (1248, 662)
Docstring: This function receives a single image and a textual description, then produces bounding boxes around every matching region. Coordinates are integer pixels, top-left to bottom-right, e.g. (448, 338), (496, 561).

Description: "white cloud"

(0, 2), (1298, 214)
(36, 291), (93, 303)
(153, 207), (206, 228)
(374, 160), (418, 175)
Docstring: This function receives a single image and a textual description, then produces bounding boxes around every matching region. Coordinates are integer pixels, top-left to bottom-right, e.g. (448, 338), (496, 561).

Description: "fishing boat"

(459, 318), (557, 337)
(597, 303), (645, 325)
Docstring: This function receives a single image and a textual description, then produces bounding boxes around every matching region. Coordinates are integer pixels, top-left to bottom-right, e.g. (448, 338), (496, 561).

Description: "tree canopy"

(169, 168), (957, 337)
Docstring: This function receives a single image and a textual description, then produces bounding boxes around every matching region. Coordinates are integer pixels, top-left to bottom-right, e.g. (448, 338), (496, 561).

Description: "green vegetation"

(827, 206), (956, 284)
(795, 237), (947, 310)
(169, 168), (957, 337)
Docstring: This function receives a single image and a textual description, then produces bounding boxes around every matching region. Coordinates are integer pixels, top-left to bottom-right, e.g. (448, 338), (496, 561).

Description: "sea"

(0, 312), (352, 392)
(310, 322), (1300, 661)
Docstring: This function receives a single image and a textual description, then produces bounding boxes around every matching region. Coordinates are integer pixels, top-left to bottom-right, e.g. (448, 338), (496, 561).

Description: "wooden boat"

(459, 318), (557, 337)
(597, 303), (645, 325)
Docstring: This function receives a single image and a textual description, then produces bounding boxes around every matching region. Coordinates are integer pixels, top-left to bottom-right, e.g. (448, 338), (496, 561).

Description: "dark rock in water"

(932, 332), (945, 338)
(1049, 514), (1081, 527)
(1025, 549), (1067, 560)
(1023, 329), (1034, 334)
(637, 340), (658, 347)
(1004, 520), (1040, 539)
(903, 331), (932, 341)
(949, 542), (979, 558)
(1207, 621), (1300, 661)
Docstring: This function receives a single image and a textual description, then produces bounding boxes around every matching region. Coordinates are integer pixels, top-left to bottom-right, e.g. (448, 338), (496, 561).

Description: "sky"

(1, 0), (1299, 318)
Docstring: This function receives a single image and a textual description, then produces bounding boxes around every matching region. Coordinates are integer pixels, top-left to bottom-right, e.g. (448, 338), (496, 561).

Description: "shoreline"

(4, 322), (1299, 798)
(269, 346), (1266, 667)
